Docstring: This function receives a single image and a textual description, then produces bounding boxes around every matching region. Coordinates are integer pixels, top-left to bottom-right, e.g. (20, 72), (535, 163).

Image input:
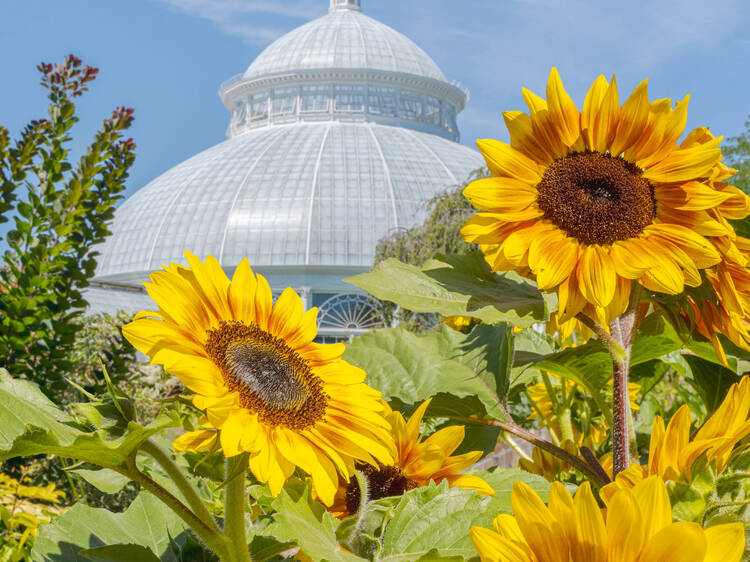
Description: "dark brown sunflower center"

(344, 463), (418, 514)
(204, 320), (327, 430)
(536, 151), (656, 245)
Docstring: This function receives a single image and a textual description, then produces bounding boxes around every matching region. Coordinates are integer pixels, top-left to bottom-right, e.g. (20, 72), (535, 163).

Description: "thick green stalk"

(347, 470), (371, 556)
(606, 284), (641, 476)
(610, 351), (631, 476)
(140, 439), (222, 536)
(120, 464), (228, 558)
(558, 408), (576, 444)
(223, 455), (252, 562)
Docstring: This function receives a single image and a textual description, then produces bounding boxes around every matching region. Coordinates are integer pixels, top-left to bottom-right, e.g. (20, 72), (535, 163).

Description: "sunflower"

(461, 68), (750, 326)
(601, 376), (750, 501)
(470, 476), (745, 562)
(123, 252), (395, 506)
(329, 398), (493, 517)
(682, 246), (750, 364)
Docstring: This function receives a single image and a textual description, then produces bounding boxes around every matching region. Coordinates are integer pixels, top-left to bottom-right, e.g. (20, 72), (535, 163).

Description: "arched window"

(317, 293), (384, 333)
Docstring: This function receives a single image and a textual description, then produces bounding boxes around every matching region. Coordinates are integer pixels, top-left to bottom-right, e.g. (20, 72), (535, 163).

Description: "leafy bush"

(0, 55), (135, 397)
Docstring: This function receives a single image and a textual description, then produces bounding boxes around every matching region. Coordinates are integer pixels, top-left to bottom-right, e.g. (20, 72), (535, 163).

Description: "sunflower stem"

(223, 454), (252, 562)
(348, 470), (371, 556)
(140, 439), (222, 536)
(501, 432), (533, 462)
(120, 463), (229, 557)
(608, 284), (641, 476)
(558, 407), (576, 444)
(575, 313), (626, 362)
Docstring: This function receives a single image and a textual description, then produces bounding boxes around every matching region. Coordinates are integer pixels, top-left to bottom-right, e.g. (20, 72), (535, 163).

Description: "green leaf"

(345, 252), (547, 328)
(379, 470), (549, 561)
(0, 369), (179, 469)
(682, 355), (740, 413)
(32, 493), (188, 561)
(79, 544), (160, 562)
(461, 323), (514, 402)
(533, 315), (685, 397)
(424, 394), (500, 457)
(71, 468), (131, 494)
(249, 536), (296, 562)
(473, 468), (551, 523)
(630, 314), (683, 366)
(534, 340), (612, 394)
(379, 481), (482, 561)
(343, 326), (511, 421)
(267, 487), (365, 562)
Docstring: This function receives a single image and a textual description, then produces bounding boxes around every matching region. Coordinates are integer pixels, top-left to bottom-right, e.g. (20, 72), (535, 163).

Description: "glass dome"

(243, 0), (445, 82)
(94, 121), (482, 282)
(90, 0), (485, 339)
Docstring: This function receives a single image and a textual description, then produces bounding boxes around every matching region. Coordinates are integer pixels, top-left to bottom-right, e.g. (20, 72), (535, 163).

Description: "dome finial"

(329, 0), (361, 12)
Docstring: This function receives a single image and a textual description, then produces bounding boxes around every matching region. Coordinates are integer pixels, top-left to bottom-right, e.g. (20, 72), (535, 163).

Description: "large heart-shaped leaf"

(266, 488), (365, 562)
(32, 493), (188, 561)
(345, 252), (547, 328)
(378, 469), (549, 560)
(343, 325), (512, 421)
(0, 369), (178, 469)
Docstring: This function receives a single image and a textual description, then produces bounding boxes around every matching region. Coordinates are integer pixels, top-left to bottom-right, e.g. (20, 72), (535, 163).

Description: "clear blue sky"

(1, 0), (749, 209)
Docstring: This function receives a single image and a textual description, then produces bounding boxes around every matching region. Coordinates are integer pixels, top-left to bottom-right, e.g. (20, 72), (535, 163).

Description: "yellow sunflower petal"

(644, 223), (720, 269)
(228, 258), (257, 323)
(630, 476), (673, 541)
(704, 522), (746, 562)
(463, 177), (540, 214)
(590, 75), (620, 152)
(643, 144), (722, 183)
(470, 526), (530, 562)
(577, 245), (617, 307)
(655, 181), (732, 211)
(529, 230), (579, 290)
(422, 425), (465, 457)
(504, 110), (556, 165)
(445, 473), (494, 496)
(546, 67), (580, 148)
(571, 481), (607, 561)
(610, 78), (649, 157)
(250, 273), (272, 331)
(555, 267), (586, 323)
(637, 522), (707, 562)
(219, 410), (248, 457)
(173, 429), (217, 453)
(581, 74), (608, 149)
(605, 488), (644, 562)
(184, 252), (231, 321)
(476, 139), (544, 184)
(511, 481), (569, 562)
(268, 286), (304, 340)
(547, 482), (576, 548)
(159, 351), (226, 397)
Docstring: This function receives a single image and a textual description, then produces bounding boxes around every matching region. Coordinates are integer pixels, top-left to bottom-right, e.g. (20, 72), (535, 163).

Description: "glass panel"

(399, 93), (423, 120)
(272, 87), (297, 116)
(232, 102), (247, 124)
(368, 87), (397, 116)
(335, 85), (364, 112)
(443, 105), (458, 134)
(425, 96), (441, 125)
(312, 292), (338, 308)
(301, 85), (330, 113)
(249, 93), (269, 121)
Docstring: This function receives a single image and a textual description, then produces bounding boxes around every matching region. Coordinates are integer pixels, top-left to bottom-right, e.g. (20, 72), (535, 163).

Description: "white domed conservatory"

(87, 0), (484, 340)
